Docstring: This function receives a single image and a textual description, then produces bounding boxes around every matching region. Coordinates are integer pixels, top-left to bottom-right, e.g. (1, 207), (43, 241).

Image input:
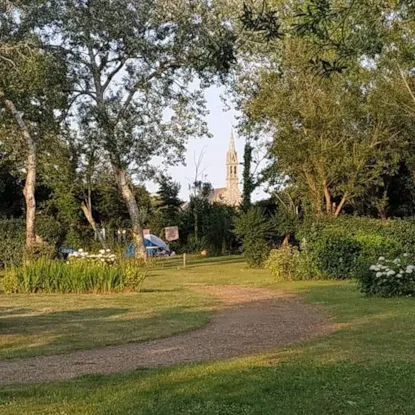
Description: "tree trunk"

(334, 193), (348, 218)
(112, 164), (146, 259)
(81, 201), (107, 248)
(23, 149), (36, 249)
(323, 184), (332, 215)
(1, 92), (37, 249)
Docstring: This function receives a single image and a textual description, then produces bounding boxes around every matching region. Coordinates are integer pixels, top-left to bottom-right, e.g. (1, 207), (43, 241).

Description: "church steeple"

(208, 127), (242, 207)
(226, 128), (238, 185)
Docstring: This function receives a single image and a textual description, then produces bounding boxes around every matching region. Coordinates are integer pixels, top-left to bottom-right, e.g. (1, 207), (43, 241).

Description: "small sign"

(143, 229), (150, 236)
(165, 226), (179, 241)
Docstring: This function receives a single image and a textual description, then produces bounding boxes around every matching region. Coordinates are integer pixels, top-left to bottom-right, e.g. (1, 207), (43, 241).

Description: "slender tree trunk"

(323, 184), (332, 215)
(81, 200), (107, 248)
(1, 91), (37, 249)
(334, 193), (348, 218)
(112, 164), (146, 259)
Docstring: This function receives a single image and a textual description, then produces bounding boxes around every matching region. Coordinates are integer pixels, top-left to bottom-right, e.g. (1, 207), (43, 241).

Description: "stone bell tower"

(225, 129), (241, 206)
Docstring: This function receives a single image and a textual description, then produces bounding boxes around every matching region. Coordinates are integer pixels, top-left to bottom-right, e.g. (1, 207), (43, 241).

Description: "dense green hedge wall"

(0, 217), (64, 266)
(297, 217), (415, 254)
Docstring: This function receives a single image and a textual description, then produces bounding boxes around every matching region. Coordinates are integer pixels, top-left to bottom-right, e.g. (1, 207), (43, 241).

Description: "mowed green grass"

(2, 256), (415, 414)
(0, 256), (250, 360)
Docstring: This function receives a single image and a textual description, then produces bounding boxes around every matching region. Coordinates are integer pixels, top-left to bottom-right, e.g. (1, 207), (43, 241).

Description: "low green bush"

(313, 231), (361, 279)
(266, 246), (297, 280)
(357, 255), (415, 297)
(266, 245), (321, 281)
(2, 258), (148, 294)
(354, 234), (404, 281)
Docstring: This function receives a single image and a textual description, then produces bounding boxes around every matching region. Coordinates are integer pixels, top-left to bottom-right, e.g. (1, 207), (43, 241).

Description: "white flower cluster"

(68, 248), (117, 265)
(369, 255), (415, 280)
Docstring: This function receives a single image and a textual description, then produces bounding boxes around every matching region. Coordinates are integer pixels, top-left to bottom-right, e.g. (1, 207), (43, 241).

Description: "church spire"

(226, 128), (238, 183)
(229, 128), (236, 153)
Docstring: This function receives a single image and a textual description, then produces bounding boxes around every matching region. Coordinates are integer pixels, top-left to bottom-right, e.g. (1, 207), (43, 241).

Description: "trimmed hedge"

(298, 217), (415, 254)
(270, 217), (413, 281)
(312, 231), (362, 279)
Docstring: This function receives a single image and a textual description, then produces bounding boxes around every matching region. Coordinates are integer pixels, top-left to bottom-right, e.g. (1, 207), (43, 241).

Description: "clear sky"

(145, 85), (267, 202)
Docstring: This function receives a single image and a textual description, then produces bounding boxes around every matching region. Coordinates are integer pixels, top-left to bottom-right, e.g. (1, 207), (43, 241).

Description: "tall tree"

(242, 39), (405, 217)
(21, 0), (237, 258)
(0, 10), (68, 250)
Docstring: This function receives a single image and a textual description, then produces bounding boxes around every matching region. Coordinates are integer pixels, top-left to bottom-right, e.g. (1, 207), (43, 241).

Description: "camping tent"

(144, 234), (168, 250)
(125, 234), (170, 257)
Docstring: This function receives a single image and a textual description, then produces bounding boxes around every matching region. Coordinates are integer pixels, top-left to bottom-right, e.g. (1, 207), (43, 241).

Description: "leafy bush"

(313, 232), (361, 279)
(124, 262), (148, 291)
(234, 207), (273, 267)
(0, 217), (65, 267)
(354, 234), (403, 280)
(2, 269), (19, 294)
(356, 234), (403, 262)
(2, 258), (147, 294)
(266, 246), (296, 280)
(357, 255), (415, 297)
(266, 245), (322, 281)
(0, 219), (25, 267)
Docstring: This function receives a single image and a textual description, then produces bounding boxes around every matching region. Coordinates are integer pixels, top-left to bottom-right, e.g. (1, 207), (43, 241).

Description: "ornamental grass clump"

(357, 254), (415, 297)
(2, 255), (147, 294)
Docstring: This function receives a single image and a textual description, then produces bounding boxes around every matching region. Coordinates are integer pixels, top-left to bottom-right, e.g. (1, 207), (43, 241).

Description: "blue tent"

(125, 234), (169, 257)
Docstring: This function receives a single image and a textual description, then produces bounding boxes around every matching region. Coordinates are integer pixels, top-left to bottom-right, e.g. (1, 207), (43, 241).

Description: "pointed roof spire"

(229, 128), (236, 153)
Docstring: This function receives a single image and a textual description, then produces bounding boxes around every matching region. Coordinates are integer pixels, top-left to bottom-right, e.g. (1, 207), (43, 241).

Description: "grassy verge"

(0, 287), (215, 361)
(0, 255), (248, 361)
(2, 257), (415, 414)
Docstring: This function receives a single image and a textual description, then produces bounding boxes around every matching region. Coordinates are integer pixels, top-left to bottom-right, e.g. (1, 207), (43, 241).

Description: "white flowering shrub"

(357, 254), (415, 297)
(68, 249), (117, 266)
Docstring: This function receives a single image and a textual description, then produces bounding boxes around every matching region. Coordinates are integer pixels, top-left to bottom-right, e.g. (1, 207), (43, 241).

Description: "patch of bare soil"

(0, 285), (333, 385)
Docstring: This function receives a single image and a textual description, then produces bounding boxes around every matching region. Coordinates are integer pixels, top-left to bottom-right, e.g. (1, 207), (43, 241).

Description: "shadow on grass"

(0, 305), (213, 360)
(0, 308), (130, 335)
(0, 308), (32, 317)
(2, 357), (415, 414)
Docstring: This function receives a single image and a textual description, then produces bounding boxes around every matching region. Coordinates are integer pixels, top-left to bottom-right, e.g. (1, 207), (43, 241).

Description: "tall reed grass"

(2, 258), (147, 294)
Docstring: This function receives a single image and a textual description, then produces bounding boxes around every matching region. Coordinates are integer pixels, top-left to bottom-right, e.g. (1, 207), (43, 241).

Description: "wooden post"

(183, 253), (187, 268)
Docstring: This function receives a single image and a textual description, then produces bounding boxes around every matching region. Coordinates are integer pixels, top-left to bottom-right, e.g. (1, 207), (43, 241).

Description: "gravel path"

(0, 285), (333, 385)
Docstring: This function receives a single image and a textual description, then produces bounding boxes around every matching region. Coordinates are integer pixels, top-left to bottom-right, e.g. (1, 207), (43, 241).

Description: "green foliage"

(234, 207), (273, 267)
(313, 231), (361, 279)
(36, 215), (65, 246)
(241, 142), (255, 212)
(123, 262), (148, 292)
(354, 234), (403, 280)
(1, 268), (19, 294)
(0, 217), (66, 266)
(266, 245), (297, 280)
(298, 217), (415, 255)
(0, 218), (25, 266)
(2, 258), (147, 294)
(357, 255), (415, 297)
(266, 245), (321, 281)
(0, 157), (23, 216)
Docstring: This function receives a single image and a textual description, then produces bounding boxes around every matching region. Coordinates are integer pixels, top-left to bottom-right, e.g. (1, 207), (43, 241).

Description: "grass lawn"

(1, 256), (415, 414)
(0, 282), (216, 360)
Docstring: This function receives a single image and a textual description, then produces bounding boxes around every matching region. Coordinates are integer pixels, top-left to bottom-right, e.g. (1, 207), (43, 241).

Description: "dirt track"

(0, 285), (333, 385)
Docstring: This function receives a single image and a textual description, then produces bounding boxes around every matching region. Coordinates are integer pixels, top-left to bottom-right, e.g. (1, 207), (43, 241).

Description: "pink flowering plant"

(358, 254), (415, 297)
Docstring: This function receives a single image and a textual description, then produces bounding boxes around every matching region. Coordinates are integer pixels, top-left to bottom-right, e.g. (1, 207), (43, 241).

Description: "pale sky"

(145, 85), (268, 202)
